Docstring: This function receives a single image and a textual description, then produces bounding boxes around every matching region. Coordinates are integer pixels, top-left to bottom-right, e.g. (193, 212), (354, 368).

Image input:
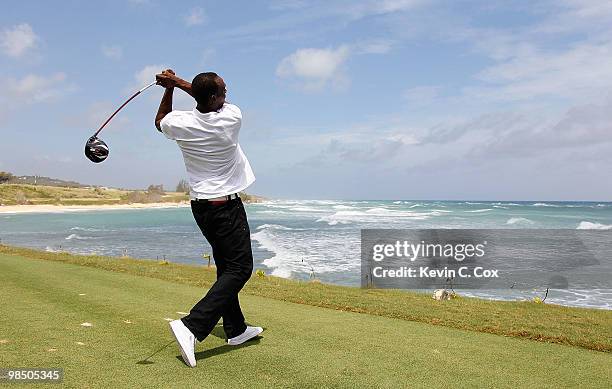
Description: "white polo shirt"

(160, 103), (255, 200)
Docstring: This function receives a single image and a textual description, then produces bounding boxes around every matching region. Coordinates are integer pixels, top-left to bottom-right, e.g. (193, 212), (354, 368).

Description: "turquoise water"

(2, 200), (611, 309)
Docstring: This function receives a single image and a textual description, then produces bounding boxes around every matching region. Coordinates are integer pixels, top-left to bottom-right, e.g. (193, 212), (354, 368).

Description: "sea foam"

(65, 234), (96, 240)
(256, 224), (294, 231)
(506, 217), (534, 225)
(576, 221), (612, 230)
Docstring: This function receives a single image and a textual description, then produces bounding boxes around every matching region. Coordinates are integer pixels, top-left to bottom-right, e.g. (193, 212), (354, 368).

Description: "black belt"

(192, 193), (240, 205)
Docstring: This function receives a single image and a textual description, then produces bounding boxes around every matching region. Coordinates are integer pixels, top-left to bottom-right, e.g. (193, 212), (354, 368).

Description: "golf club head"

(85, 136), (109, 163)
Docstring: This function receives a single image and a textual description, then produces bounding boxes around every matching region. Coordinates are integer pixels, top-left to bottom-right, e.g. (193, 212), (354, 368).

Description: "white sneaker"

(169, 320), (197, 367)
(227, 326), (263, 346)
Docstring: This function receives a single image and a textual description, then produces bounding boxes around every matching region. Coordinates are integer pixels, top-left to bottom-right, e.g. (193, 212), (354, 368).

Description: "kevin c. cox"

(372, 266), (500, 279)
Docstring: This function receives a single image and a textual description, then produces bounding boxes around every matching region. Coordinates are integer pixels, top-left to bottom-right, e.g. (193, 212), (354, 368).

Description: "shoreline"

(0, 201), (190, 214)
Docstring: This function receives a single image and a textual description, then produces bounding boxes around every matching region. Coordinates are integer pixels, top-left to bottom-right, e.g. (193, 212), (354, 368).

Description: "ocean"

(2, 199), (611, 309)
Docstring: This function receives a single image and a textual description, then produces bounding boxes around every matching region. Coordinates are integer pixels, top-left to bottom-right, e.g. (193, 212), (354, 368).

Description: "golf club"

(85, 81), (158, 163)
(136, 339), (175, 365)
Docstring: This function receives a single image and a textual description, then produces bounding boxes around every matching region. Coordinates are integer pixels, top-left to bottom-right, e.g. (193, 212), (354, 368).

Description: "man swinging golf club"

(155, 69), (262, 368)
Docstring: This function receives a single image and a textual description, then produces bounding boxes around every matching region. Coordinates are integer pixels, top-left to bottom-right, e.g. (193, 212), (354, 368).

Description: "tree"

(176, 179), (190, 194)
(146, 184), (165, 195)
(0, 171), (13, 184)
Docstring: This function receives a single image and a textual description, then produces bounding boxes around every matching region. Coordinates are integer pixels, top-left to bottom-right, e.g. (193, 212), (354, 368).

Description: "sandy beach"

(0, 202), (190, 214)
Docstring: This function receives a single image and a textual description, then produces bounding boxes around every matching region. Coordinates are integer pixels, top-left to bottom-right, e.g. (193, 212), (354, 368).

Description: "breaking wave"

(65, 234), (97, 240)
(256, 224), (294, 231)
(576, 221), (612, 230)
(506, 217), (534, 225)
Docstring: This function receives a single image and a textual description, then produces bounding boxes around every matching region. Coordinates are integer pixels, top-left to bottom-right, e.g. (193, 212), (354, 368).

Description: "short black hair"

(191, 72), (222, 105)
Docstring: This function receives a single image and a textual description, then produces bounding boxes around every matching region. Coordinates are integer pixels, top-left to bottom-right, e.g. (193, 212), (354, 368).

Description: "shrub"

(0, 171), (13, 184)
(146, 192), (162, 202)
(147, 184), (165, 195)
(123, 190), (164, 204)
(15, 191), (28, 205)
(126, 191), (148, 203)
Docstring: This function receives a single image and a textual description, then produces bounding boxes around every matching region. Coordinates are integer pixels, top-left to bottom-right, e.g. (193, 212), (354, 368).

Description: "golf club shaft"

(92, 81), (157, 137)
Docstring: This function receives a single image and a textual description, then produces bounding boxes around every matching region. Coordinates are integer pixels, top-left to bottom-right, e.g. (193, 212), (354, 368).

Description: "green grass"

(0, 252), (610, 388)
(0, 184), (264, 205)
(1, 245), (610, 353)
(0, 184), (188, 206)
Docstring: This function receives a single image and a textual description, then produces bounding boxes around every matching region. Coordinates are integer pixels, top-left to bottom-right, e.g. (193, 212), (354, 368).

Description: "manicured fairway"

(1, 253), (610, 388)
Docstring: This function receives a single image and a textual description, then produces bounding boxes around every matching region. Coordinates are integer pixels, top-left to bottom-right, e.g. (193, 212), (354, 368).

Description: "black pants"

(181, 197), (253, 341)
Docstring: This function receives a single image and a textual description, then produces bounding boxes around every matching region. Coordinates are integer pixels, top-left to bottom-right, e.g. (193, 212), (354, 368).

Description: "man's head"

(192, 72), (226, 112)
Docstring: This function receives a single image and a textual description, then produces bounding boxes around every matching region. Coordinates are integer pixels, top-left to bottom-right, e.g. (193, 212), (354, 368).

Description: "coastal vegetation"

(0, 184), (188, 206)
(0, 184), (264, 206)
(0, 171), (13, 183)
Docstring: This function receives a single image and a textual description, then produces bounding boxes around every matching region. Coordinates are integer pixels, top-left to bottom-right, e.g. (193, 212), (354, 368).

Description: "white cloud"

(277, 97), (612, 200)
(276, 46), (350, 90)
(342, 0), (426, 20)
(286, 130), (419, 171)
(377, 0), (424, 13)
(534, 0), (612, 35)
(7, 73), (68, 103)
(184, 7), (206, 26)
(277, 46), (349, 79)
(321, 132), (418, 163)
(251, 123), (419, 169)
(377, 2), (608, 110)
(481, 99), (612, 156)
(268, 0), (308, 11)
(353, 39), (394, 54)
(406, 96), (612, 168)
(465, 41), (612, 102)
(101, 45), (122, 60)
(134, 64), (167, 86)
(0, 72), (74, 119)
(0, 23), (38, 58)
(217, 0), (428, 44)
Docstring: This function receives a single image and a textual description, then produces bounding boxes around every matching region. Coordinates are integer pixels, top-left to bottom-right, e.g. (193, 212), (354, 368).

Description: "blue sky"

(1, 0), (611, 200)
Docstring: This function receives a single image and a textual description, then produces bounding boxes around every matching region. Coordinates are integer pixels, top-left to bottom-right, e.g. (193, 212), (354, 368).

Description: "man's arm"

(154, 69), (193, 131)
(175, 78), (193, 97)
(155, 87), (173, 132)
